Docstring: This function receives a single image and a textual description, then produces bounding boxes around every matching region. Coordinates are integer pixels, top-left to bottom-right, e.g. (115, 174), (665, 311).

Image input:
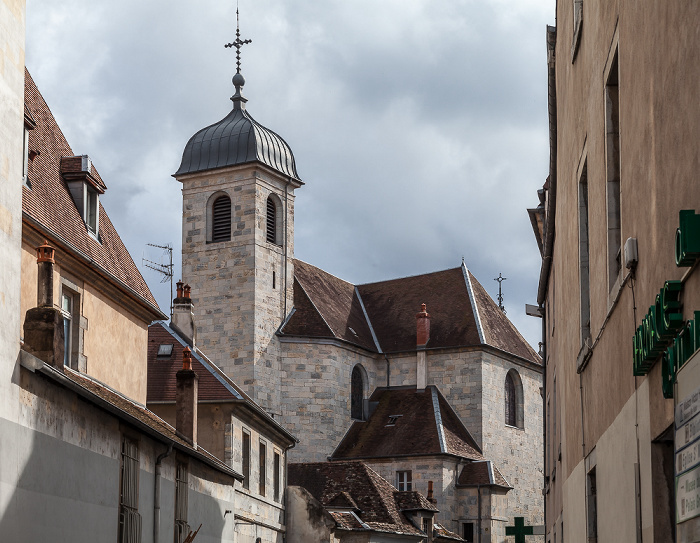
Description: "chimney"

(416, 304), (430, 390)
(176, 347), (198, 445)
(172, 281), (197, 347)
(427, 481), (436, 504)
(23, 242), (64, 368)
(416, 303), (430, 347)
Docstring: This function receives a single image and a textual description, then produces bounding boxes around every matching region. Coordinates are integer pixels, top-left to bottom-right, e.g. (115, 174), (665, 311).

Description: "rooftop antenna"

(143, 243), (174, 320)
(494, 273), (507, 314)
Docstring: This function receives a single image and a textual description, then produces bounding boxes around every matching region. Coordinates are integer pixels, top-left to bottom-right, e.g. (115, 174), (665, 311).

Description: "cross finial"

(494, 273), (507, 314)
(225, 2), (252, 75)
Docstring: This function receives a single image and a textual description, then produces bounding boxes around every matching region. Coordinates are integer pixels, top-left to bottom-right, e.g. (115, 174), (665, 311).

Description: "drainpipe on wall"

(284, 182), (289, 319)
(282, 440), (296, 543)
(477, 485), (482, 543)
(384, 354), (390, 387)
(154, 442), (173, 543)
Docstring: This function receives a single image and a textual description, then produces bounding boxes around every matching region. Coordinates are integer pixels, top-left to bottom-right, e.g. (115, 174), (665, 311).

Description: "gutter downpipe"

(284, 182), (289, 318)
(282, 440), (297, 543)
(477, 485), (482, 543)
(154, 442), (174, 543)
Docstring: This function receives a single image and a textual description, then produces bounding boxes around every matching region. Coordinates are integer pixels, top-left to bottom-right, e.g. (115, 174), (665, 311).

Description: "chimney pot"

(183, 347), (193, 370)
(176, 280), (184, 299)
(36, 241), (55, 308)
(183, 284), (191, 299)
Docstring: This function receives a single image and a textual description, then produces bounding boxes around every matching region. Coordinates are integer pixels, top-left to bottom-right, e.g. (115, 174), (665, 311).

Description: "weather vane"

(494, 273), (507, 314)
(225, 2), (252, 74)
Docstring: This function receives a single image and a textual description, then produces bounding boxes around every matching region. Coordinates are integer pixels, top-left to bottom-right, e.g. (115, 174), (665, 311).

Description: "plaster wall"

(0, 0), (26, 531)
(20, 242), (149, 403)
(286, 486), (339, 543)
(547, 0), (700, 537)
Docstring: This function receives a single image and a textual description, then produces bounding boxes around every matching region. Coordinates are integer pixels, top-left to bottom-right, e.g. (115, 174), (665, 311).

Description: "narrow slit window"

(242, 431), (250, 490)
(212, 195), (232, 242)
(259, 441), (267, 496)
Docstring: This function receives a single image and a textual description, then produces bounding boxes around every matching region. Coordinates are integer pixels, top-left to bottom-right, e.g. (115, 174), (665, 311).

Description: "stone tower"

(173, 66), (302, 414)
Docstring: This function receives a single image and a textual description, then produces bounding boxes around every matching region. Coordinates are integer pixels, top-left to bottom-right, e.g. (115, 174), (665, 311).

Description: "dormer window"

(61, 155), (105, 238)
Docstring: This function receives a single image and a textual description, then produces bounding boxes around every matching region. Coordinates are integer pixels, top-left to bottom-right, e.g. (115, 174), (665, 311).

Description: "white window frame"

(396, 470), (412, 491)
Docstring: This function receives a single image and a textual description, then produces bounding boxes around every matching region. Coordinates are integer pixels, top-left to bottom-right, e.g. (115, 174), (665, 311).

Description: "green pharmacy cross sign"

(505, 517), (534, 543)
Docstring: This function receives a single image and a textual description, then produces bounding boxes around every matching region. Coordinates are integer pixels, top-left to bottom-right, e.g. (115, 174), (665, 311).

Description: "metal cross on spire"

(494, 273), (507, 314)
(225, 2), (252, 74)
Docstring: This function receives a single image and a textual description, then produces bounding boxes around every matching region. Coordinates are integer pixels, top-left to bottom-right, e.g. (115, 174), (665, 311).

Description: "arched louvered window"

(266, 196), (277, 244)
(212, 195), (231, 242)
(351, 365), (365, 420)
(505, 373), (516, 427)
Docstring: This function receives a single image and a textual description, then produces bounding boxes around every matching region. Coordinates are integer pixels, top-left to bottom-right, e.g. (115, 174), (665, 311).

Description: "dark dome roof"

(175, 89), (300, 180)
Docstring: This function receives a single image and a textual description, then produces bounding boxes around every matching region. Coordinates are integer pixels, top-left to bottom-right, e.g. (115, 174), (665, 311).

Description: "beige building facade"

(531, 2), (700, 541)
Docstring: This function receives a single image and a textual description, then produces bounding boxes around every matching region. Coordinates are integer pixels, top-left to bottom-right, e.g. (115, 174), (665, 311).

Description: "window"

(22, 128), (30, 187)
(157, 344), (174, 357)
(242, 431), (250, 490)
(462, 522), (475, 542)
(571, 0), (583, 61)
(211, 194), (232, 242)
(505, 369), (524, 428)
(175, 463), (189, 543)
(61, 292), (73, 368)
(259, 441), (267, 496)
(85, 186), (99, 235)
(266, 195), (277, 244)
(351, 365), (366, 420)
(274, 451), (281, 501)
(587, 466), (598, 542)
(578, 162), (591, 344)
(119, 437), (141, 543)
(605, 50), (621, 291)
(396, 470), (412, 491)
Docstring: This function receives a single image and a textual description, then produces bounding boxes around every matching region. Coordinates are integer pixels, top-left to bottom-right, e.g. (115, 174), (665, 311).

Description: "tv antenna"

(143, 243), (174, 320)
(494, 273), (507, 314)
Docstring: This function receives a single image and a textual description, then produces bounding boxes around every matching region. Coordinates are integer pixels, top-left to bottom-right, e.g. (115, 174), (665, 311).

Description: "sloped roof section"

(331, 386), (483, 460)
(283, 261), (540, 364)
(23, 69), (161, 314)
(282, 260), (376, 351)
(288, 461), (425, 537)
(457, 460), (511, 489)
(468, 270), (540, 363)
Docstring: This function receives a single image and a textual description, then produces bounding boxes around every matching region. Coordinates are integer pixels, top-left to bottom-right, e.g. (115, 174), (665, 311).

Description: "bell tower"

(173, 17), (302, 414)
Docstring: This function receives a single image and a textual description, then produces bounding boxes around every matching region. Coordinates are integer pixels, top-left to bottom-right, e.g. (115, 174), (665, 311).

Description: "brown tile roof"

(434, 523), (465, 541)
(282, 261), (539, 364)
(288, 461), (425, 537)
(147, 322), (239, 402)
(146, 322), (297, 444)
(457, 460), (511, 489)
(331, 386), (483, 461)
(23, 69), (161, 315)
(329, 512), (365, 530)
(393, 491), (438, 512)
(28, 359), (240, 478)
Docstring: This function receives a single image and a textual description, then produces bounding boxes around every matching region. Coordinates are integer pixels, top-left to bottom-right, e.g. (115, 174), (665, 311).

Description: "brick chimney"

(172, 280), (197, 347)
(23, 241), (64, 368)
(427, 481), (437, 504)
(416, 304), (430, 390)
(176, 347), (198, 445)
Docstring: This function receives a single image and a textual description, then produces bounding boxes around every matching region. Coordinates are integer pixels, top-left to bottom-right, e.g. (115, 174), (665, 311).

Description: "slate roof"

(288, 461), (428, 537)
(23, 70), (161, 315)
(146, 322), (296, 444)
(331, 386), (483, 461)
(281, 260), (539, 364)
(457, 460), (512, 489)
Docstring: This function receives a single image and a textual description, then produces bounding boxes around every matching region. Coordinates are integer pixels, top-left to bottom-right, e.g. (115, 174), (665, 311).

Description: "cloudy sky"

(26, 0), (552, 349)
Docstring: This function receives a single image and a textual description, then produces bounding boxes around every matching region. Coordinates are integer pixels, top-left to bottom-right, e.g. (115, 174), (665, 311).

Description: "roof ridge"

(354, 286), (383, 353)
(462, 263), (485, 344)
(293, 258), (356, 287)
(358, 265), (463, 288)
(430, 386), (447, 454)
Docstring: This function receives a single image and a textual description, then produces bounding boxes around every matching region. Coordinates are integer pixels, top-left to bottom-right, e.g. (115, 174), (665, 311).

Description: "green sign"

(676, 210), (700, 267)
(506, 517), (534, 543)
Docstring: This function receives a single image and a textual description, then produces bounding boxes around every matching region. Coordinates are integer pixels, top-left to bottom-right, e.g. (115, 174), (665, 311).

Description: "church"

(172, 28), (543, 541)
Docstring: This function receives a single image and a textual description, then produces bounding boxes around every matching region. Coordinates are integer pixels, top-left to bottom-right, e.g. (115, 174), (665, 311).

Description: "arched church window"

(211, 195), (231, 242)
(266, 195), (278, 244)
(505, 369), (524, 428)
(351, 365), (365, 420)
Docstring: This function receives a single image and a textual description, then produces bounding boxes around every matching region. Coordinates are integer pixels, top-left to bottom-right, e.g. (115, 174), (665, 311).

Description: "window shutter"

(266, 197), (277, 243)
(212, 196), (232, 242)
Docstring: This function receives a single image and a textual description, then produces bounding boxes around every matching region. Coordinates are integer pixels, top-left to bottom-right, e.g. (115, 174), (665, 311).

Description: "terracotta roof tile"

(331, 386), (483, 460)
(393, 491), (438, 512)
(288, 461), (425, 537)
(329, 512), (365, 530)
(23, 69), (160, 314)
(457, 460), (511, 489)
(284, 261), (539, 364)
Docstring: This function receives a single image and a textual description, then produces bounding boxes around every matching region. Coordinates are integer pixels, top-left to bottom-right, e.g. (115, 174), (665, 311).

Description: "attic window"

(157, 344), (174, 357)
(85, 186), (98, 234)
(386, 415), (402, 426)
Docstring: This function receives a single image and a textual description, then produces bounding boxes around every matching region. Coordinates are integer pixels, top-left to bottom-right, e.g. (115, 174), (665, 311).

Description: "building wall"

(20, 242), (150, 403)
(279, 339), (379, 463)
(180, 164), (296, 414)
(545, 0), (700, 539)
(0, 0), (26, 533)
